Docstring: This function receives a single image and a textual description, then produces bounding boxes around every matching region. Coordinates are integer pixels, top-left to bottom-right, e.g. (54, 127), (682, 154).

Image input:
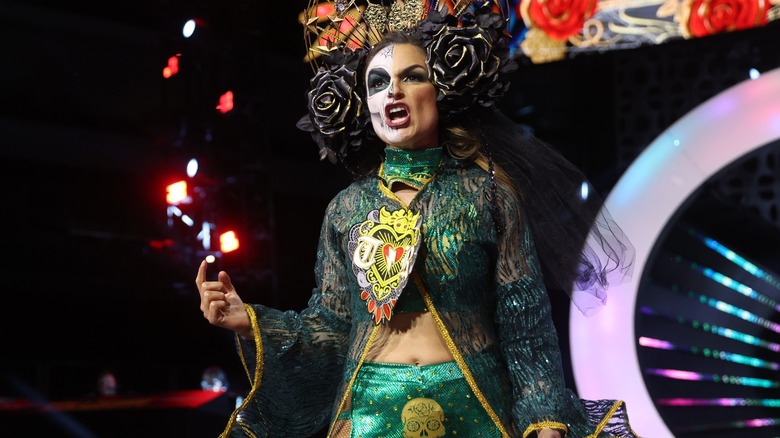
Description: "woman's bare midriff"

(367, 183), (454, 365)
(366, 311), (454, 365)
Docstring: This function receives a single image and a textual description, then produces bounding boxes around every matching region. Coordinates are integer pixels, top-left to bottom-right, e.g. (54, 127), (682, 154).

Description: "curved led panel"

(569, 66), (780, 437)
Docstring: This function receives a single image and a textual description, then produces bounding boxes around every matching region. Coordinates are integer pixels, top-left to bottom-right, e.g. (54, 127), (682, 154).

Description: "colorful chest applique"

(348, 206), (422, 324)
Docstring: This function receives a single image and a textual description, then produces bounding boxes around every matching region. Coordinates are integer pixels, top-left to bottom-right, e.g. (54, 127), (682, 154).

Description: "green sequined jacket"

(221, 154), (636, 438)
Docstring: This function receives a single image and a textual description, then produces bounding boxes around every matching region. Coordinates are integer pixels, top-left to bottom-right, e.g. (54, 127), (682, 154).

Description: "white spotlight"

(580, 181), (589, 201)
(182, 19), (196, 38)
(186, 158), (199, 177)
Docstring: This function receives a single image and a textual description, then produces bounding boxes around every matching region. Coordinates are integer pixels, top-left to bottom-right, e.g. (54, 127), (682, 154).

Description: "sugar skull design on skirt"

(401, 397), (445, 437)
(347, 359), (503, 437)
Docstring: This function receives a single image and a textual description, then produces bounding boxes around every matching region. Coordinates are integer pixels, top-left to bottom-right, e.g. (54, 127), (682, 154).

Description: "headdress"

(295, 0), (517, 174)
(294, 0), (635, 314)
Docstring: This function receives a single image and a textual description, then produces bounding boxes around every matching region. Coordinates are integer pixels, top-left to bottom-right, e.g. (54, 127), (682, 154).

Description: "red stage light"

(219, 230), (239, 253)
(162, 55), (180, 78)
(216, 91), (234, 114)
(166, 180), (188, 205)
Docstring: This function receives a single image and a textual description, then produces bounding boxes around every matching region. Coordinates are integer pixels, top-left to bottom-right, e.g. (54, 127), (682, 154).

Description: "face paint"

(365, 44), (439, 150)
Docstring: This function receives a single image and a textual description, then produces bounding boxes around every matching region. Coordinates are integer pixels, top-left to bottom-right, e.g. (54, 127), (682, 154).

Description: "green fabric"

(350, 359), (502, 438)
(393, 277), (427, 313)
(229, 153), (638, 437)
(380, 147), (442, 190)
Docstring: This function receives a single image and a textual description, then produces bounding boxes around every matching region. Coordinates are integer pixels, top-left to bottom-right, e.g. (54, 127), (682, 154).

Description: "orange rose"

(521, 0), (598, 41)
(682, 0), (770, 38)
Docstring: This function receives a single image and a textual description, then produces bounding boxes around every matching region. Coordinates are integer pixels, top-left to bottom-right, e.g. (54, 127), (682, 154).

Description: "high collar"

(380, 147), (443, 190)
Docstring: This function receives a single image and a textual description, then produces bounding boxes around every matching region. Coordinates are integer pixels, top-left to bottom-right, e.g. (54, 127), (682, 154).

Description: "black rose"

(296, 50), (369, 163)
(306, 64), (363, 138)
(427, 24), (501, 112)
(416, 7), (456, 46)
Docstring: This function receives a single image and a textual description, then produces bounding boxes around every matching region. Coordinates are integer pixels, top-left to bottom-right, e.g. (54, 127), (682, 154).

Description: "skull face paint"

(365, 44), (439, 150)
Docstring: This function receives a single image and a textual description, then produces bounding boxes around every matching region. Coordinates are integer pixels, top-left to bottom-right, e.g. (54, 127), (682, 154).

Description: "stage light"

(200, 366), (228, 392)
(217, 91), (234, 114)
(182, 17), (209, 39)
(186, 158), (199, 177)
(183, 19), (196, 38)
(198, 221), (213, 251)
(166, 180), (189, 205)
(166, 206), (194, 228)
(220, 230), (239, 253)
(580, 181), (589, 201)
(97, 371), (117, 396)
(571, 66), (780, 438)
(148, 238), (174, 250)
(162, 54), (180, 78)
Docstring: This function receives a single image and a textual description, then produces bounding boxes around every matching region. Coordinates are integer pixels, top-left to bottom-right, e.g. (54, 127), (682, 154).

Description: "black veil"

(477, 105), (635, 315)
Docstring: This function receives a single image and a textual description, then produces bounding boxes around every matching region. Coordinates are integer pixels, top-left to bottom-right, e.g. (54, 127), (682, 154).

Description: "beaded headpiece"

(295, 0), (517, 170)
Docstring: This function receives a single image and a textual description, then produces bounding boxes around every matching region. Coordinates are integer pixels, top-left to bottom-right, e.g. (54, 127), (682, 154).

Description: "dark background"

(1, 0), (779, 436)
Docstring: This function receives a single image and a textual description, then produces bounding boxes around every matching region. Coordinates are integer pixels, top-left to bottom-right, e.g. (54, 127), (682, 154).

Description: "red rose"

(521, 0), (598, 41)
(682, 0), (770, 38)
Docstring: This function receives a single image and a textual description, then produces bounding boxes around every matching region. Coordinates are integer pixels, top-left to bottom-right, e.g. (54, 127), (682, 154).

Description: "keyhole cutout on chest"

(391, 182), (418, 206)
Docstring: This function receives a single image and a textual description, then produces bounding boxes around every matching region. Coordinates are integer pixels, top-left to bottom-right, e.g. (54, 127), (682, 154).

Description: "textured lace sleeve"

(221, 195), (353, 438)
(493, 183), (590, 436)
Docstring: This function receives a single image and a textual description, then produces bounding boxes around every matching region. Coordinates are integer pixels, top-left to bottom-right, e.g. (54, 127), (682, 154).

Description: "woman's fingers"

(201, 287), (227, 316)
(204, 293), (229, 323)
(197, 261), (226, 313)
(196, 260), (246, 330)
(195, 260), (207, 291)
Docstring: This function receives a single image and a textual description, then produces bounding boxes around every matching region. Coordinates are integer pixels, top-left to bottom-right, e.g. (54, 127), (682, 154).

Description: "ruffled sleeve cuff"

(221, 304), (264, 435)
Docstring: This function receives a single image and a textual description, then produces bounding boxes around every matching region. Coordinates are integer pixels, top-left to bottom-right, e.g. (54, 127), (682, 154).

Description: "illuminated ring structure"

(569, 66), (780, 437)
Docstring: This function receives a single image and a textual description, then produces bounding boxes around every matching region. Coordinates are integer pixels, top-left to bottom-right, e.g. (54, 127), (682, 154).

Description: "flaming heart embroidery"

(348, 207), (422, 324)
(383, 244), (404, 268)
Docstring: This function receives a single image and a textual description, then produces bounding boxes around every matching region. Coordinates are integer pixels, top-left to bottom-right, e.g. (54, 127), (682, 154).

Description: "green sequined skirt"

(348, 359), (503, 438)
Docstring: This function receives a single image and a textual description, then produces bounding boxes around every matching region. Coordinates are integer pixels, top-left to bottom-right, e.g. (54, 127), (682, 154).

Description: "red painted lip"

(384, 102), (410, 128)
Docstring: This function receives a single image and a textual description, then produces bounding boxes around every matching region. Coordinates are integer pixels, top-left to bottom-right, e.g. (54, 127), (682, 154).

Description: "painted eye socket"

(366, 68), (429, 95)
(367, 70), (390, 95)
(369, 78), (388, 90)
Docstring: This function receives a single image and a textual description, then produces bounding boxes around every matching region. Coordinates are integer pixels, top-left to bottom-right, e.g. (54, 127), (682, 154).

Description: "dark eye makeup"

(366, 65), (429, 96)
(367, 70), (390, 95)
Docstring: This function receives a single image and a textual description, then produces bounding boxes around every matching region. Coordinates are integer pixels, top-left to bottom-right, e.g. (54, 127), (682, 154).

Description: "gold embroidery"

(402, 397), (446, 437)
(412, 273), (512, 437)
(523, 421), (569, 438)
(221, 304), (264, 437)
(588, 400), (623, 438)
(327, 324), (382, 438)
(350, 206), (422, 324)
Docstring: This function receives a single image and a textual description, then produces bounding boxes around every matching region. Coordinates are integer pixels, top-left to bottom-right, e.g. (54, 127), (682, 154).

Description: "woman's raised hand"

(195, 260), (252, 339)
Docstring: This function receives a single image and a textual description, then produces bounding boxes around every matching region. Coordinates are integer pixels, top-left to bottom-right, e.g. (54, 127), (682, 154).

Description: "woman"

(196, 5), (637, 438)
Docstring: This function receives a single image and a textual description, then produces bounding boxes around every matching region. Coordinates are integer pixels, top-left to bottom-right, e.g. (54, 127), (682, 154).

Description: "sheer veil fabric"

(477, 106), (635, 316)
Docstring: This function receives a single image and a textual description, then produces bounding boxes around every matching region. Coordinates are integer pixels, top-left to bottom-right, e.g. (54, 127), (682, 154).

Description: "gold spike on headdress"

(299, 0), (482, 67)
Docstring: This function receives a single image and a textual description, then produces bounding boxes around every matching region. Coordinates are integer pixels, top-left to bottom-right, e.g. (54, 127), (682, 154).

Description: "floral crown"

(295, 0), (517, 169)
